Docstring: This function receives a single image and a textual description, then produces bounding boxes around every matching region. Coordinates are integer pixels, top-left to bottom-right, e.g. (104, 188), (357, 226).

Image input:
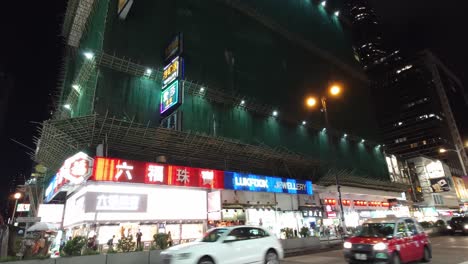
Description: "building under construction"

(34, 0), (408, 192)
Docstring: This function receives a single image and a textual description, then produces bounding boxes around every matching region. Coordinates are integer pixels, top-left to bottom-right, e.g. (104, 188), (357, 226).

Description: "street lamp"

(9, 192), (22, 224)
(305, 83), (343, 128)
(439, 145), (468, 176)
(305, 83), (347, 234)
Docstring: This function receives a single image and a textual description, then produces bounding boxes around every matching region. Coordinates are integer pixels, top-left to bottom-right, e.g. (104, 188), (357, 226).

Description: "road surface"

(283, 235), (468, 264)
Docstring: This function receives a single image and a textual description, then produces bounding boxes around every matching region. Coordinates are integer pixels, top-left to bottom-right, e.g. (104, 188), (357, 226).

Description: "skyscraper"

(372, 50), (468, 176)
(345, 0), (389, 70)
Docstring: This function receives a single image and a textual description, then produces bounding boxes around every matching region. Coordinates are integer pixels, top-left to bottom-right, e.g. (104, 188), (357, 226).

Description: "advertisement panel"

(430, 177), (450, 192)
(165, 33), (183, 62)
(160, 80), (180, 114)
(38, 204), (64, 223)
(16, 204), (30, 212)
(92, 157), (224, 189)
(224, 172), (313, 195)
(84, 192), (148, 213)
(44, 152), (94, 203)
(452, 176), (468, 200)
(162, 57), (184, 87)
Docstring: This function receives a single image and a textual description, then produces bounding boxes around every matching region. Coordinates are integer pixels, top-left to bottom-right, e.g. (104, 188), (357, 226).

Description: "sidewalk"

(284, 237), (343, 257)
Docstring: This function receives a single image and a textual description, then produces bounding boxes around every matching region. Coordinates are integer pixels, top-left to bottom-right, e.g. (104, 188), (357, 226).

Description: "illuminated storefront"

(206, 172), (317, 238)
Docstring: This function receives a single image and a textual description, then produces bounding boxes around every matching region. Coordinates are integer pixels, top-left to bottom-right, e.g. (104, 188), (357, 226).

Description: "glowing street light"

(200, 87), (205, 92)
(272, 110), (278, 117)
(145, 68), (152, 75)
(9, 192), (22, 224)
(240, 100), (245, 106)
(439, 148), (447, 153)
(64, 104), (71, 110)
(334, 11), (340, 17)
(329, 84), (342, 96)
(306, 97), (317, 107)
(302, 121), (307, 125)
(321, 1), (326, 7)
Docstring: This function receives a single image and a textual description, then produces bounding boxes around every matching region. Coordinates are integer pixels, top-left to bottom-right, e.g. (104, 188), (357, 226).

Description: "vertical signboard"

(160, 80), (181, 114)
(160, 33), (184, 119)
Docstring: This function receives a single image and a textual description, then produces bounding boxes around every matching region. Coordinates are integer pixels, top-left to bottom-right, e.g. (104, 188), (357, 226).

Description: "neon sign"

(224, 172), (313, 195)
(91, 157), (224, 189)
(160, 80), (180, 114)
(44, 152), (94, 203)
(162, 57), (184, 87)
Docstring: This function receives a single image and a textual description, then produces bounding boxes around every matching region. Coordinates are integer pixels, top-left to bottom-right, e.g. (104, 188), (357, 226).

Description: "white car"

(160, 226), (284, 264)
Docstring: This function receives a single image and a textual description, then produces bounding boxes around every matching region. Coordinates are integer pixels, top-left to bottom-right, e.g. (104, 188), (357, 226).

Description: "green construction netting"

(61, 0), (388, 179)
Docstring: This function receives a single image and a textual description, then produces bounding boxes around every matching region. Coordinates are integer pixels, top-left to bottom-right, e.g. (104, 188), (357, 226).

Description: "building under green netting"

(38, 0), (396, 185)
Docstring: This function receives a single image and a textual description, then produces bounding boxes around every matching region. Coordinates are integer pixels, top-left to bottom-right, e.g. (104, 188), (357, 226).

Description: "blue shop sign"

(224, 172), (313, 195)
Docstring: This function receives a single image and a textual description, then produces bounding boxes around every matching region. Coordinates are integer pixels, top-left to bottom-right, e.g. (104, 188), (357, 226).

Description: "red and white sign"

(91, 157), (224, 189)
(57, 152), (94, 185)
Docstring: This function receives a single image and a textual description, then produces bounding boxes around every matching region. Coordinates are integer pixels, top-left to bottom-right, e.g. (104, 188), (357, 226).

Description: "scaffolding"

(318, 168), (409, 192)
(35, 114), (321, 179)
(34, 114), (403, 192)
(62, 0), (98, 47)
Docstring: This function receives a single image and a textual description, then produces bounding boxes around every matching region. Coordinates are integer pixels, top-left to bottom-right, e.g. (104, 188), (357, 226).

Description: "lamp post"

(306, 83), (347, 235)
(9, 192), (22, 225)
(439, 144), (468, 176)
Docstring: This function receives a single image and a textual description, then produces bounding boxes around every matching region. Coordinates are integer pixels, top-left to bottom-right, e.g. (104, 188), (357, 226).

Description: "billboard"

(38, 204), (64, 223)
(165, 33), (183, 62)
(162, 57), (184, 87)
(453, 176), (468, 200)
(84, 192), (148, 213)
(44, 152), (94, 203)
(224, 172), (313, 195)
(16, 204), (30, 212)
(160, 80), (180, 114)
(91, 157), (225, 189)
(430, 177), (450, 192)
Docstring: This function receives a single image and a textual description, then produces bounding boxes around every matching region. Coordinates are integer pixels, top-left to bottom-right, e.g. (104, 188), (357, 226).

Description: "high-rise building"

(344, 0), (390, 70)
(372, 50), (468, 176)
(35, 0), (404, 193)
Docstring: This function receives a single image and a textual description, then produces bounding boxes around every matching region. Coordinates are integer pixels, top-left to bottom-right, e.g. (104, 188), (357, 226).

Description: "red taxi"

(343, 216), (432, 264)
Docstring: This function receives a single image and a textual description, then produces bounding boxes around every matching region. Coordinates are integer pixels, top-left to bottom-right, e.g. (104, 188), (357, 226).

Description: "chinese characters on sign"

(146, 164), (164, 183)
(176, 168), (190, 184)
(160, 80), (180, 114)
(92, 157), (224, 189)
(84, 192), (148, 212)
(45, 152), (94, 203)
(162, 57), (183, 87)
(164, 33), (183, 62)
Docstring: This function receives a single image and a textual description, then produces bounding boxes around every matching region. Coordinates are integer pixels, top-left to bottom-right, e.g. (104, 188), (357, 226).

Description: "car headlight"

(343, 242), (352, 249)
(464, 224), (468, 230)
(446, 225), (452, 229)
(176, 253), (192, 260)
(373, 242), (387, 251)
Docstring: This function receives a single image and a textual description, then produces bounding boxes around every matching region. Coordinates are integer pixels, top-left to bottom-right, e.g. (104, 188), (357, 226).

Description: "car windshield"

(357, 223), (395, 238)
(201, 228), (228, 242)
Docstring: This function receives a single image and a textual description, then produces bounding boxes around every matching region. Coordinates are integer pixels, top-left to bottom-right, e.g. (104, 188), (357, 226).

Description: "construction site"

(33, 0), (409, 196)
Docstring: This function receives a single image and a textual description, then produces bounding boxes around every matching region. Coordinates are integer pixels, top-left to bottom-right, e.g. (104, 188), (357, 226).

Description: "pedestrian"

(107, 235), (115, 250)
(167, 231), (173, 247)
(136, 229), (143, 249)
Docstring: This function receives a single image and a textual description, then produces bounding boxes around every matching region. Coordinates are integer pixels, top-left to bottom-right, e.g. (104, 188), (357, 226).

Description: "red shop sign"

(91, 157), (224, 189)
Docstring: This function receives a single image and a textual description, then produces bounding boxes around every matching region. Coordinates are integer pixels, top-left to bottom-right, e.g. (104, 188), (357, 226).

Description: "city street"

(283, 236), (468, 264)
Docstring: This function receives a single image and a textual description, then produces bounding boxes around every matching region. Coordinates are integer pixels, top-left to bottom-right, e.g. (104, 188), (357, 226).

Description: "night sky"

(0, 0), (467, 217)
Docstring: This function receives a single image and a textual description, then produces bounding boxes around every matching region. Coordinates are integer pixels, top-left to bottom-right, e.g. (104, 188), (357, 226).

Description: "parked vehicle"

(161, 226), (284, 264)
(343, 216), (431, 264)
(447, 216), (468, 235)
